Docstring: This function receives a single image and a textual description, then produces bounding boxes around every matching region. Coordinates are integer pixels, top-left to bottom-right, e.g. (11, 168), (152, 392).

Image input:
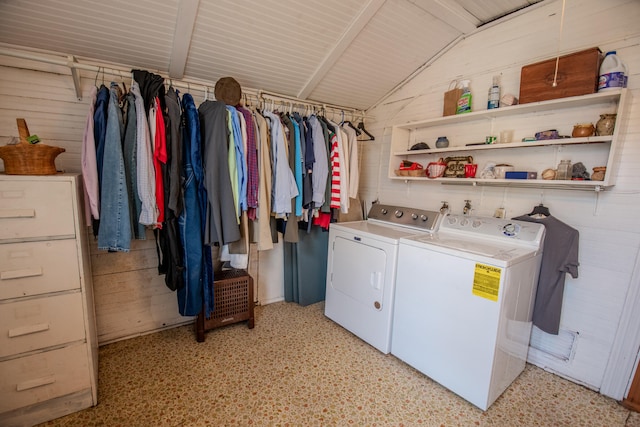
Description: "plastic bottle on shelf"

(598, 51), (625, 91)
(456, 80), (472, 114)
(487, 75), (500, 109)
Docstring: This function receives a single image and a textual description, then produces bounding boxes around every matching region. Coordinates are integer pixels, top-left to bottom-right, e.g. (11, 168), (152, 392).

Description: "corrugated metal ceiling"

(0, 0), (543, 110)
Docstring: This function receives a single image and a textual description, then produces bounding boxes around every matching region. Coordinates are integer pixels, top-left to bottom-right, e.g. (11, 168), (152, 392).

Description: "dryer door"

(329, 236), (389, 311)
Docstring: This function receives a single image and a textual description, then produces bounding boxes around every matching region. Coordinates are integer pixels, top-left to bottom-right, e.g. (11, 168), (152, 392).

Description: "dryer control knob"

(394, 210), (403, 218)
(420, 214), (428, 221)
(381, 208), (388, 215)
(411, 213), (418, 220)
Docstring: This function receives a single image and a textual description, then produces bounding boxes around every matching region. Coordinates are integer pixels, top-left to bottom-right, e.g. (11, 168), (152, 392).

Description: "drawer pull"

(0, 209), (36, 219)
(9, 322), (50, 338)
(16, 375), (56, 392)
(0, 267), (43, 280)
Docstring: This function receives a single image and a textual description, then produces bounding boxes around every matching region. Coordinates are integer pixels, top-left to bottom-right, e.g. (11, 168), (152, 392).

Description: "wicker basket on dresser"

(0, 173), (98, 426)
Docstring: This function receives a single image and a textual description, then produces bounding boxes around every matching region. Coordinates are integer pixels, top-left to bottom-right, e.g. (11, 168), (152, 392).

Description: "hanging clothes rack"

(257, 89), (366, 123)
(0, 46), (369, 124)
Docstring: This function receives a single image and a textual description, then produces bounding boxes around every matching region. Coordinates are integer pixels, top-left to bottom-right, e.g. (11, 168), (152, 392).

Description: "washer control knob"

(502, 223), (521, 236)
(460, 218), (469, 226)
(420, 214), (428, 221)
(472, 220), (482, 228)
(411, 213), (418, 220)
(394, 210), (403, 218)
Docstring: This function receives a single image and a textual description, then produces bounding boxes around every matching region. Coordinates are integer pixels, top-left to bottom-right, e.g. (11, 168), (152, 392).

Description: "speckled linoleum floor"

(39, 301), (640, 427)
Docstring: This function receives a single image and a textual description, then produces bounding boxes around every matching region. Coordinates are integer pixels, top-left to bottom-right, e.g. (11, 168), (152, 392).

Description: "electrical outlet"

(494, 207), (506, 219)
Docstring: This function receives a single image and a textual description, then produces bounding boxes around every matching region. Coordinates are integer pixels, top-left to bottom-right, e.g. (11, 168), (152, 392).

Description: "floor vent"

(529, 327), (577, 361)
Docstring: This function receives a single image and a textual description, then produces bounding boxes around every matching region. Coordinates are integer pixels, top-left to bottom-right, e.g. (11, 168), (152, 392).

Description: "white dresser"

(0, 173), (98, 426)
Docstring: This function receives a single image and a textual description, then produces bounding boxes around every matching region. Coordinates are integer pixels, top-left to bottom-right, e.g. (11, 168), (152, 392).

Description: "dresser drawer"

(0, 292), (86, 358)
(0, 180), (75, 241)
(0, 343), (91, 413)
(0, 239), (80, 300)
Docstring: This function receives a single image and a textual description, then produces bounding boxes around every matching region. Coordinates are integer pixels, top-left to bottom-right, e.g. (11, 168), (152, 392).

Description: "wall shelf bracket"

(67, 55), (82, 101)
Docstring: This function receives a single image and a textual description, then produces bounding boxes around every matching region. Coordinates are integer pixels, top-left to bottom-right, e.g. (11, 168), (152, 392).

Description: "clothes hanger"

(94, 67), (101, 88)
(343, 119), (362, 136)
(528, 203), (550, 218)
(357, 121), (375, 141)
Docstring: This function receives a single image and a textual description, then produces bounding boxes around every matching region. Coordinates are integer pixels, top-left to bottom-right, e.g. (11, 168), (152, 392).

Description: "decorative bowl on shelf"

(435, 136), (449, 148)
(572, 123), (595, 137)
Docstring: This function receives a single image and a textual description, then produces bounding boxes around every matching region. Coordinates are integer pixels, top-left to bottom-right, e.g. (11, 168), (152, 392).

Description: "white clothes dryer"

(391, 214), (545, 410)
(324, 204), (441, 354)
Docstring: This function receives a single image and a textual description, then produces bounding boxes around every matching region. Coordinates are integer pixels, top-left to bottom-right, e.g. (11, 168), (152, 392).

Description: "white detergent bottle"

(599, 51), (625, 91)
(487, 75), (500, 110)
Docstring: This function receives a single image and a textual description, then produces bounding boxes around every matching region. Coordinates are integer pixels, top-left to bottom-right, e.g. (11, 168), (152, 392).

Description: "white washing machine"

(391, 214), (545, 411)
(324, 204), (441, 354)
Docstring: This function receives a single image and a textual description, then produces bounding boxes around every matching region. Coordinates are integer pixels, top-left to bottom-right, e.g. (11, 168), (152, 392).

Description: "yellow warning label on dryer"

(472, 263), (501, 301)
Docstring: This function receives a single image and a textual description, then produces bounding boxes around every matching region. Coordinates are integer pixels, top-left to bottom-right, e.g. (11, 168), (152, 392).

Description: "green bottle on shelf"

(456, 80), (472, 114)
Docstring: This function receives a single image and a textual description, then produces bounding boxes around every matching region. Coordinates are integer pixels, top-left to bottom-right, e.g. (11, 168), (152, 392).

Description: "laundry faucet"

(463, 200), (472, 215)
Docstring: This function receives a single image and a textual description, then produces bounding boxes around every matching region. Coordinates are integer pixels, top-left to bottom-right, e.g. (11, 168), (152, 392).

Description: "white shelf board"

(393, 136), (613, 156)
(389, 176), (610, 191)
(393, 90), (623, 130)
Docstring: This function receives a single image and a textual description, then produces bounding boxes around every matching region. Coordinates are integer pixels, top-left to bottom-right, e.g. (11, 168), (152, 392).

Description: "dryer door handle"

(370, 271), (382, 290)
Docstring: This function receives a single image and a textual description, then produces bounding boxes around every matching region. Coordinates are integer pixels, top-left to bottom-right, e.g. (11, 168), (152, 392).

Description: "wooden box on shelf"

(519, 47), (602, 104)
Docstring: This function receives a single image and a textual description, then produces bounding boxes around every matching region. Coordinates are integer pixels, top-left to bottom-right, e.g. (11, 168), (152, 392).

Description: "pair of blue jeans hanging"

(97, 82), (132, 252)
(91, 84), (109, 236)
(122, 92), (146, 240)
(177, 93), (212, 316)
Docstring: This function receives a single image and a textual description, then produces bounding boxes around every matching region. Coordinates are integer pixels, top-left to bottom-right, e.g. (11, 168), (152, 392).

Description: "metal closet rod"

(258, 90), (365, 120)
(0, 46), (367, 121)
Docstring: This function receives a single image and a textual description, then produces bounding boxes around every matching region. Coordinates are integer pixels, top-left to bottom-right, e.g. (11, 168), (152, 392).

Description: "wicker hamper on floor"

(195, 269), (255, 342)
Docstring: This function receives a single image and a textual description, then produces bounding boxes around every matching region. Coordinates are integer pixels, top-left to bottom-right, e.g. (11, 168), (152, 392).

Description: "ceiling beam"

(296, 0), (387, 100)
(409, 0), (479, 33)
(168, 0), (200, 79)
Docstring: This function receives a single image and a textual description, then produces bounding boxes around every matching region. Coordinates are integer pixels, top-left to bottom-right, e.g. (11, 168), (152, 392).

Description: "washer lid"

(401, 233), (541, 266)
